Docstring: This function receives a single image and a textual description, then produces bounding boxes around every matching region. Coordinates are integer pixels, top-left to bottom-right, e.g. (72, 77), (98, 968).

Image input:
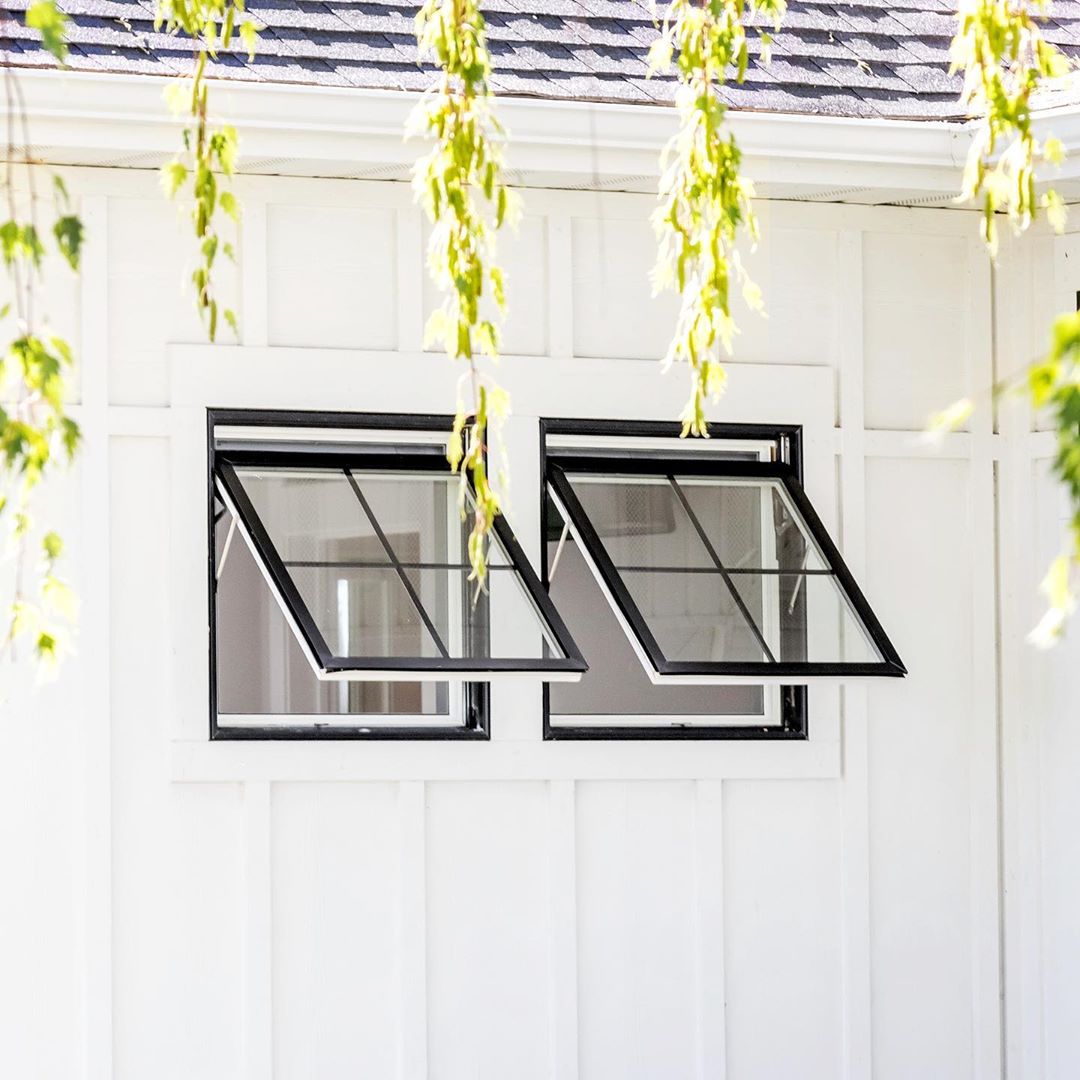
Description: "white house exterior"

(4, 5), (1080, 1077)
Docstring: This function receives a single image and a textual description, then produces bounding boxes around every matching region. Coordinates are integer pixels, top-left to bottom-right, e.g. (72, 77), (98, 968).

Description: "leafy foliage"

(647, 0), (784, 437)
(25, 0), (69, 65)
(1019, 314), (1080, 645)
(950, 2), (1080, 639)
(1, 11), (83, 667)
(155, 0), (256, 342)
(951, 0), (1071, 254)
(412, 0), (517, 587)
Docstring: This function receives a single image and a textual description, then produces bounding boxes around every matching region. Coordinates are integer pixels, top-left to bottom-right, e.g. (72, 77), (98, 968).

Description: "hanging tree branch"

(648, 0), (785, 437)
(0, 2), (83, 670)
(155, 0), (257, 342)
(951, 0), (1070, 255)
(412, 0), (517, 587)
(949, 1), (1080, 643)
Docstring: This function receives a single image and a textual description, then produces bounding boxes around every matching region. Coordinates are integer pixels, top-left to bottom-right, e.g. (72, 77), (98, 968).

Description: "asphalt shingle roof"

(2, 0), (1080, 120)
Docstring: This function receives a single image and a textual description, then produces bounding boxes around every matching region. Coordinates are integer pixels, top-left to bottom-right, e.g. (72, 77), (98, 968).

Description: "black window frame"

(540, 418), (816, 741)
(208, 408), (503, 741)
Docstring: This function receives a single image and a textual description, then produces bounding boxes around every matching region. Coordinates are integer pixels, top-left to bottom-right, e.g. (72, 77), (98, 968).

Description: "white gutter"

(0, 65), (1048, 195)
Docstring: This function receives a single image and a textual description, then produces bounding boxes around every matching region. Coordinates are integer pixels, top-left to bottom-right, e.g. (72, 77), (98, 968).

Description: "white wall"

(2, 163), (1077, 1080)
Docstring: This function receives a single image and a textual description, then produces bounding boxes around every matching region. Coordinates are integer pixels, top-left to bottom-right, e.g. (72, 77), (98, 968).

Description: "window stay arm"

(216, 514), (238, 581)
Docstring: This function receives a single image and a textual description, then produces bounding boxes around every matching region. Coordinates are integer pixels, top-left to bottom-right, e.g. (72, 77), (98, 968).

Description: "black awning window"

(546, 453), (905, 683)
(214, 445), (586, 683)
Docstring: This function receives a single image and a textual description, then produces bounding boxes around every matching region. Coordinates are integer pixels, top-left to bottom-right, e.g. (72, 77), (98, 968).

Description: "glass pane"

(284, 563), (561, 663)
(546, 517), (765, 718)
(407, 565), (564, 661)
(214, 508), (452, 717)
(237, 467), (389, 566)
(227, 461), (569, 668)
(619, 569), (770, 663)
(290, 566), (444, 659)
(557, 463), (895, 672)
(565, 475), (715, 568)
(727, 572), (881, 664)
(347, 470), (455, 565)
(675, 476), (828, 572)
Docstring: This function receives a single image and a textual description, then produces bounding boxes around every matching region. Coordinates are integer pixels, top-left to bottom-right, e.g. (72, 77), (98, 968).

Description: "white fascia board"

(9, 66), (973, 195)
(1030, 103), (1080, 183)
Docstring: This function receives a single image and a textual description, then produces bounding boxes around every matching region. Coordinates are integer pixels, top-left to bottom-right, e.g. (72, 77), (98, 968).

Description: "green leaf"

(53, 214), (84, 271)
(0, 220), (19, 267)
(22, 225), (45, 269)
(161, 160), (189, 199)
(238, 19), (258, 61)
(42, 531), (63, 561)
(42, 575), (77, 620)
(25, 0), (69, 63)
(52, 174), (70, 207)
(219, 190), (239, 222)
(35, 630), (58, 662)
(61, 417), (80, 459)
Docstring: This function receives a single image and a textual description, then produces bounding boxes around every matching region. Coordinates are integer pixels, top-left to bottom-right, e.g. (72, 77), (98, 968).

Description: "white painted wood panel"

(107, 196), (239, 406)
(425, 781), (553, 1079)
(865, 457), (976, 1080)
(862, 229), (972, 432)
(570, 215), (680, 361)
(108, 437), (246, 1080)
(1032, 462), (1080, 1080)
(723, 779), (844, 1079)
(0, 470), (83, 1080)
(6, 162), (1071, 1080)
(736, 222), (839, 367)
(576, 781), (699, 1080)
(271, 782), (403, 1079)
(266, 203), (398, 351)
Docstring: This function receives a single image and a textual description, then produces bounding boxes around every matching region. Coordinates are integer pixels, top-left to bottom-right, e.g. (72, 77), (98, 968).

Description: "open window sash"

(546, 453), (905, 685)
(214, 446), (586, 683)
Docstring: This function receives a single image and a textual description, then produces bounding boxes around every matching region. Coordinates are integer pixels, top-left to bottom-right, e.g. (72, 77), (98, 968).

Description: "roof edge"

(0, 66), (1047, 196)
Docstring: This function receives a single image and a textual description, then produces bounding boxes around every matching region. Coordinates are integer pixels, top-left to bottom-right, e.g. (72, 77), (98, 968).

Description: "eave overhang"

(5, 66), (1080, 205)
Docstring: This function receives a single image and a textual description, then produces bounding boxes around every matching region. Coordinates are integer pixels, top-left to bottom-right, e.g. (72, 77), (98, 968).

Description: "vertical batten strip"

(999, 235), (1050, 1080)
(693, 779), (725, 1080)
(243, 781), (273, 1080)
(398, 781), (428, 1080)
(546, 215), (574, 358)
(836, 227), (873, 1080)
(965, 237), (1005, 1080)
(77, 193), (113, 1080)
(396, 210), (425, 353)
(548, 780), (579, 1079)
(239, 195), (269, 348)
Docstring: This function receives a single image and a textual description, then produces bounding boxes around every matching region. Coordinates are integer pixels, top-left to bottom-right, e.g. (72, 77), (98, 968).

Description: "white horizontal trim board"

(170, 349), (844, 770)
(169, 739), (841, 783)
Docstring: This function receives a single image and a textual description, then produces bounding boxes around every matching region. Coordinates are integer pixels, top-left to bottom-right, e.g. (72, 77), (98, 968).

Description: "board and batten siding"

(2, 166), (1078, 1080)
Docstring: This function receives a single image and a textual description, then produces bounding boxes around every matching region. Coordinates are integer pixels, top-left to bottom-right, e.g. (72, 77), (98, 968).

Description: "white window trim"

(168, 345), (842, 781)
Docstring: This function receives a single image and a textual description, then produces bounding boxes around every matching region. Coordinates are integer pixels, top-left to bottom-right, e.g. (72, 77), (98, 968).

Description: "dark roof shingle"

(3, 0), (1080, 120)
